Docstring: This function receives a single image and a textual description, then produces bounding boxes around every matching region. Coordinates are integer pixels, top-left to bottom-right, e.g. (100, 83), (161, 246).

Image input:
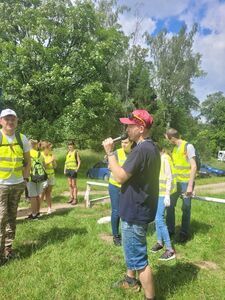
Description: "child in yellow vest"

(64, 141), (81, 205)
(151, 145), (176, 261)
(41, 142), (57, 214)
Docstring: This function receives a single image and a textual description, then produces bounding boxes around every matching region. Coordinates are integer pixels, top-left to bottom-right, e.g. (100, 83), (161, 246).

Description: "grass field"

(1, 149), (225, 299)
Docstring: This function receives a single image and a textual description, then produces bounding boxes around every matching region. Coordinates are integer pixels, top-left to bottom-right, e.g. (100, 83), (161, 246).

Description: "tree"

(146, 25), (204, 127)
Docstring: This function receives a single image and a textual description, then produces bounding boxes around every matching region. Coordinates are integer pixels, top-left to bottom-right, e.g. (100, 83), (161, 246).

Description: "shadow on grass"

(16, 226), (87, 259)
(173, 220), (213, 244)
(155, 262), (200, 299)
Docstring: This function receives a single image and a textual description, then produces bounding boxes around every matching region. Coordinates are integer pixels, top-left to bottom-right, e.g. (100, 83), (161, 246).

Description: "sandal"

(67, 198), (74, 204)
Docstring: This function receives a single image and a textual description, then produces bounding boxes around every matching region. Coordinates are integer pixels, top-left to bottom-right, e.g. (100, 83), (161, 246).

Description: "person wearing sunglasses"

(102, 109), (160, 300)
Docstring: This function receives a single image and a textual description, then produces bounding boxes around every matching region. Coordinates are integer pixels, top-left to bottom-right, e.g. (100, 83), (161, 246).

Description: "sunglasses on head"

(128, 113), (146, 126)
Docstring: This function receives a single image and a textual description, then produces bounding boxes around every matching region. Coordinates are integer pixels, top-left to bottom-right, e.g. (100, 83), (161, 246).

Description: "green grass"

(8, 150), (224, 299)
(1, 197), (225, 299)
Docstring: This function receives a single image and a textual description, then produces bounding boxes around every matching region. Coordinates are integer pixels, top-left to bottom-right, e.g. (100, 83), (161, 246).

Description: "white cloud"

(118, 0), (190, 19)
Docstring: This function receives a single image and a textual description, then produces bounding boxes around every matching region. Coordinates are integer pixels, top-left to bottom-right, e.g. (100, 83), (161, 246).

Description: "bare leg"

(68, 178), (74, 200)
(127, 269), (136, 278)
(138, 265), (155, 299)
(30, 197), (38, 215)
(45, 186), (53, 211)
(72, 179), (78, 201)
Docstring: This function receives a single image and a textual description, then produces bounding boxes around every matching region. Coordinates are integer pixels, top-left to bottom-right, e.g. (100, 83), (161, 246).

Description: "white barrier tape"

(193, 196), (225, 204)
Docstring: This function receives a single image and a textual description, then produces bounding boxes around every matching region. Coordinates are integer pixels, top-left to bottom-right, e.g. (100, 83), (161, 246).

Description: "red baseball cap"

(120, 109), (153, 129)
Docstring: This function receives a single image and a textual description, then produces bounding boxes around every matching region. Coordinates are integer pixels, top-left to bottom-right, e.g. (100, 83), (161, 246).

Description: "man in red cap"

(102, 109), (160, 300)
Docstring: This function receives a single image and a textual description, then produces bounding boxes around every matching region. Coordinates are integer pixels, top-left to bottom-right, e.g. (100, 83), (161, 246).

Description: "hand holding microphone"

(102, 133), (128, 155)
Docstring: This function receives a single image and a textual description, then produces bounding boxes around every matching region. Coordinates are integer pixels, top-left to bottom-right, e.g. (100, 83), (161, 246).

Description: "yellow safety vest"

(0, 133), (24, 179)
(172, 140), (190, 183)
(65, 150), (78, 170)
(42, 152), (55, 178)
(159, 153), (177, 196)
(109, 148), (127, 188)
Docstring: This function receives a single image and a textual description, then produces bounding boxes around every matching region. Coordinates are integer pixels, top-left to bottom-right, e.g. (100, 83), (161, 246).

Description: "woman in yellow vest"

(41, 142), (57, 214)
(108, 138), (132, 246)
(64, 141), (81, 205)
(151, 144), (176, 261)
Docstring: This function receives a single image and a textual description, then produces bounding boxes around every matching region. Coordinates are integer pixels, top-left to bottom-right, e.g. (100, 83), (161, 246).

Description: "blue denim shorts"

(121, 221), (149, 270)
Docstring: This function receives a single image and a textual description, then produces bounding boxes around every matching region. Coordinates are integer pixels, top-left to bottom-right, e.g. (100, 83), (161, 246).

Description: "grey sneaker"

(159, 250), (175, 261)
(151, 242), (163, 253)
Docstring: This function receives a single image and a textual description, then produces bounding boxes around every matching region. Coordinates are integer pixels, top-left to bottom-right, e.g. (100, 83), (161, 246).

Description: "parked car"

(87, 161), (110, 181)
(201, 164), (225, 176)
(197, 166), (211, 178)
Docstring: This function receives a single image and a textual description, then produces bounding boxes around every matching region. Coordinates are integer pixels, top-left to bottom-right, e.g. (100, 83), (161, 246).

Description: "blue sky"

(118, 0), (225, 101)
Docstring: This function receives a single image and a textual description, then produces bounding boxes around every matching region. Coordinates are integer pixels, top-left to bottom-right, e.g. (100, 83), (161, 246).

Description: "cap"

(0, 108), (17, 118)
(119, 109), (153, 129)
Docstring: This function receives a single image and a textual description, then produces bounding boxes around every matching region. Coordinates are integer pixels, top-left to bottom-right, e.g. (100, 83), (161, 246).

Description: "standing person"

(26, 139), (46, 220)
(41, 142), (56, 214)
(165, 128), (197, 243)
(0, 108), (31, 264)
(64, 141), (81, 205)
(151, 145), (176, 261)
(108, 138), (132, 246)
(102, 109), (160, 300)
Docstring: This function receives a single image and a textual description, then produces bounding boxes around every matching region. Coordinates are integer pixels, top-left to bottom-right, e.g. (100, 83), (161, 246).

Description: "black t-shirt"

(119, 139), (160, 225)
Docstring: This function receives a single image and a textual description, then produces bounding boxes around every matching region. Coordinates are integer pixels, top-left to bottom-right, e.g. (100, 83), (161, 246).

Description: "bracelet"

(107, 152), (114, 157)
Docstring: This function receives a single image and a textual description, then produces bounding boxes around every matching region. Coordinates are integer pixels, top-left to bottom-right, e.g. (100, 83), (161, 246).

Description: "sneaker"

(178, 232), (188, 243)
(36, 212), (41, 218)
(113, 235), (121, 246)
(26, 213), (39, 220)
(47, 208), (52, 215)
(159, 250), (175, 261)
(112, 275), (141, 292)
(151, 242), (163, 253)
(67, 198), (74, 204)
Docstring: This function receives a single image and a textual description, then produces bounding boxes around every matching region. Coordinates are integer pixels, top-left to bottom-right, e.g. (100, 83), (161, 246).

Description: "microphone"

(112, 133), (128, 143)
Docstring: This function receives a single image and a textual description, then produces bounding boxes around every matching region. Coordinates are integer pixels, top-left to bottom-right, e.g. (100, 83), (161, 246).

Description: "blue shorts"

(121, 221), (149, 271)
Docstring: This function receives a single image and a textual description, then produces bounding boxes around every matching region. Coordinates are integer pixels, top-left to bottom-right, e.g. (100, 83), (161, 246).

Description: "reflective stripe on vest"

(172, 140), (190, 183)
(0, 133), (24, 179)
(159, 153), (177, 196)
(65, 150), (78, 170)
(109, 148), (127, 188)
(42, 152), (55, 177)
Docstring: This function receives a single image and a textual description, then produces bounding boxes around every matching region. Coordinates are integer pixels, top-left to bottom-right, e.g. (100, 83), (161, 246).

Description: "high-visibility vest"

(0, 132), (24, 179)
(172, 140), (190, 183)
(159, 153), (177, 196)
(42, 152), (55, 178)
(65, 150), (78, 170)
(109, 148), (127, 188)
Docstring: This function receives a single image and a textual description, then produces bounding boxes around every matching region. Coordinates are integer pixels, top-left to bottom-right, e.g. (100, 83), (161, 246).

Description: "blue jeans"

(108, 183), (120, 236)
(166, 182), (192, 235)
(155, 196), (172, 250)
(121, 221), (148, 270)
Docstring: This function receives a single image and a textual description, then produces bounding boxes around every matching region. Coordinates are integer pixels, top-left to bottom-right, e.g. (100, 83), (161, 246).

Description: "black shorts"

(65, 169), (77, 179)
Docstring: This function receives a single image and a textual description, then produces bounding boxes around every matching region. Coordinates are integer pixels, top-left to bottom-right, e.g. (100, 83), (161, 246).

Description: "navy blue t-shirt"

(119, 139), (160, 225)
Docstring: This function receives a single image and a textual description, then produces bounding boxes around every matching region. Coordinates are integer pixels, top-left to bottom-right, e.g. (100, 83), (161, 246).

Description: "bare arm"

(102, 138), (131, 184)
(186, 157), (197, 195)
(23, 151), (31, 179)
(76, 152), (81, 170)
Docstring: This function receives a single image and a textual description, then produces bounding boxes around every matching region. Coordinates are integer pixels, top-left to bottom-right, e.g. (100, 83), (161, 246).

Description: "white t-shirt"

(0, 132), (30, 185)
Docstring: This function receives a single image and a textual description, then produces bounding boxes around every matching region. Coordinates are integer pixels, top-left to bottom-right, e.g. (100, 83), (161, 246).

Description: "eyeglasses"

(128, 113), (146, 126)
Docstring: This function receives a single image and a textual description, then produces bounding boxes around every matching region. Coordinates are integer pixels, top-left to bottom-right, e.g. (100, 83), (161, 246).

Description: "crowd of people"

(0, 107), (197, 300)
(0, 108), (81, 265)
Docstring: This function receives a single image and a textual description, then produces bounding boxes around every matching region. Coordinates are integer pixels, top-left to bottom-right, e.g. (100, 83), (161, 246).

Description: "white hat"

(0, 109), (17, 118)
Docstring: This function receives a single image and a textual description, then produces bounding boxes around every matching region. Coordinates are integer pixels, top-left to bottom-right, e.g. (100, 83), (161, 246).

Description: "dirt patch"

(99, 233), (113, 244)
(195, 182), (225, 194)
(193, 261), (219, 270)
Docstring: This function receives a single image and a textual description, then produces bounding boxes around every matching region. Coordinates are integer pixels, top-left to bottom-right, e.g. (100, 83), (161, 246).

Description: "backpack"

(185, 143), (201, 171)
(0, 131), (23, 150)
(30, 152), (48, 183)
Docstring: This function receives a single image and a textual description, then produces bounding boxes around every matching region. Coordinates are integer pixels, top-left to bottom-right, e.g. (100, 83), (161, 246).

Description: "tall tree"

(146, 25), (204, 128)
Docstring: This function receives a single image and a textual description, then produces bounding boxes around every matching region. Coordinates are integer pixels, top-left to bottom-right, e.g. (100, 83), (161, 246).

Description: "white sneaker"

(47, 208), (52, 215)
